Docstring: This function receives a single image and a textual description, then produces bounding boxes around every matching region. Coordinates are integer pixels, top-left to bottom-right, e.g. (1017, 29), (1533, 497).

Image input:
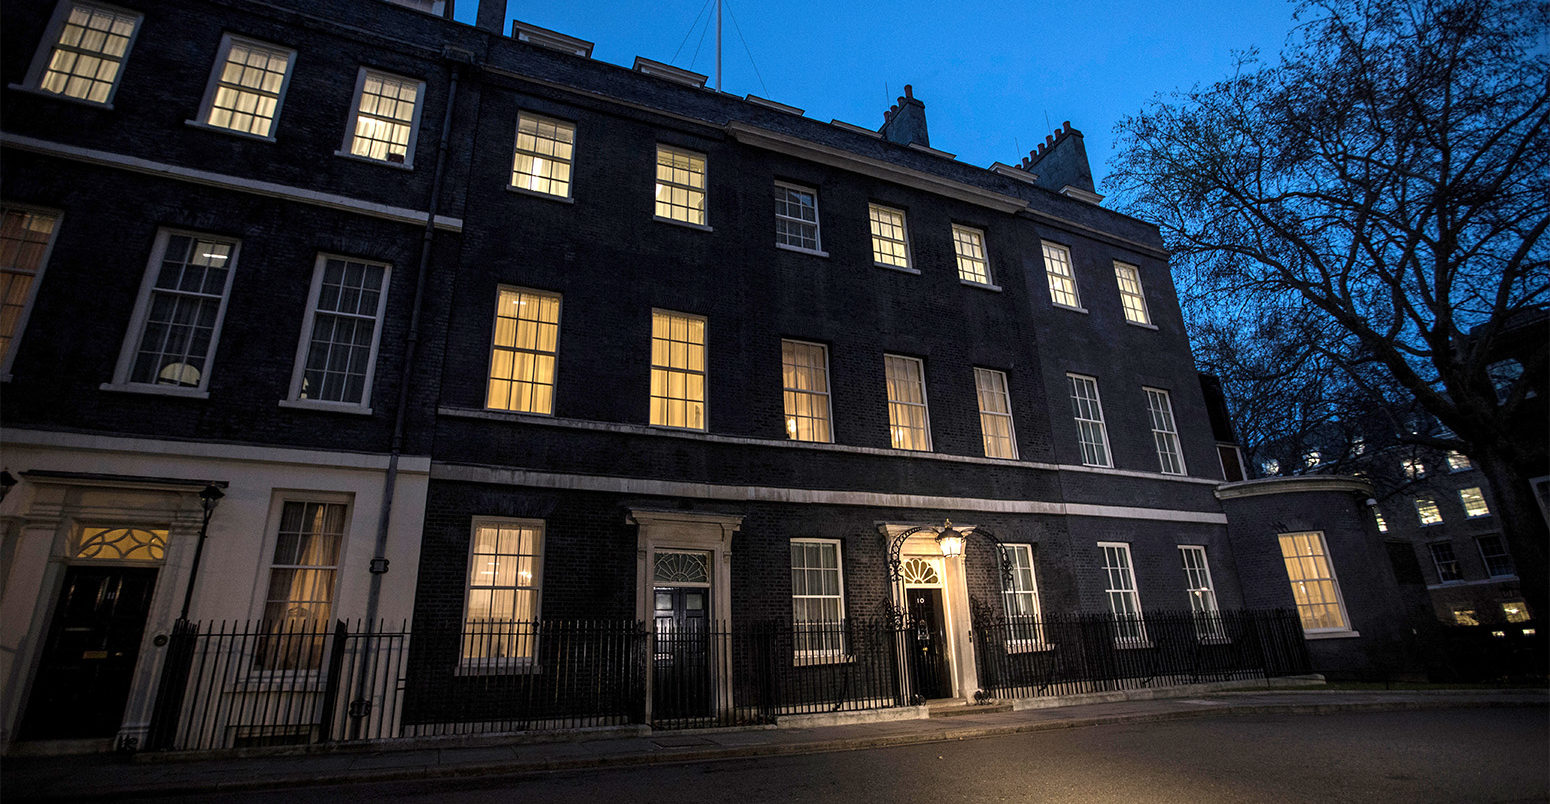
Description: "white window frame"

(1178, 545), (1225, 641)
(649, 309), (707, 430)
(884, 354), (931, 451)
(951, 224), (993, 287)
(284, 254), (391, 414)
(1041, 241), (1083, 311)
(1459, 487), (1491, 518)
(337, 67), (424, 168)
(1414, 497), (1443, 526)
(1067, 373), (1112, 467)
(867, 203), (913, 271)
(1113, 261), (1152, 326)
(105, 229), (240, 398)
(1144, 387), (1186, 475)
(1476, 535), (1514, 578)
(654, 144), (709, 228)
(191, 33), (296, 141)
(791, 538), (847, 662)
(485, 286), (561, 415)
(460, 517), (546, 671)
(1000, 543), (1044, 650)
(781, 339), (833, 443)
(1277, 531), (1352, 635)
(0, 204), (63, 381)
(974, 367), (1017, 459)
(22, 1), (142, 107)
(1098, 542), (1147, 646)
(510, 111), (577, 200)
(252, 493), (351, 672)
(1428, 541), (1461, 582)
(773, 181), (823, 255)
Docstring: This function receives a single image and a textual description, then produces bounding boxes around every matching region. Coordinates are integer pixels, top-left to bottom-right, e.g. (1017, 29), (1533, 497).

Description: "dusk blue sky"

(460, 1), (1304, 194)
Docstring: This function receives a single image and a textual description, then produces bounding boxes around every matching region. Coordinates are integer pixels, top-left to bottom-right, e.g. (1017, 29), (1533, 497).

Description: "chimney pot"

(1062, 120), (1072, 131)
(904, 84), (914, 99)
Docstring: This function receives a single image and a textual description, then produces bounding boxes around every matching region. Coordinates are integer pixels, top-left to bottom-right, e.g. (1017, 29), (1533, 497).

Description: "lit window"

(1001, 544), (1043, 647)
(774, 182), (820, 252)
(650, 310), (706, 430)
(511, 112), (575, 198)
(654, 145), (707, 225)
(1145, 388), (1185, 475)
(1041, 242), (1080, 308)
(1415, 498), (1443, 526)
(1459, 487), (1490, 518)
(343, 69), (422, 166)
(1179, 546), (1224, 640)
(1429, 542), (1461, 582)
(197, 34), (295, 138)
(1262, 459), (1281, 476)
(781, 340), (832, 442)
(1373, 508), (1388, 533)
(27, 1), (140, 105)
(486, 287), (560, 414)
(952, 224), (991, 285)
(1402, 458), (1425, 479)
(1067, 374), (1111, 467)
(1446, 450), (1472, 471)
(1303, 450), (1322, 468)
(1476, 535), (1514, 577)
(111, 230), (239, 393)
(1350, 436), (1366, 456)
(974, 367), (1017, 459)
(1113, 262), (1150, 325)
(258, 499), (346, 670)
(1277, 531), (1349, 632)
(1451, 607), (1478, 626)
(1099, 542), (1145, 645)
(0, 206), (61, 374)
(462, 518), (544, 664)
(288, 255), (390, 409)
(884, 354), (931, 451)
(868, 204), (911, 269)
(791, 539), (845, 657)
(1501, 599), (1531, 624)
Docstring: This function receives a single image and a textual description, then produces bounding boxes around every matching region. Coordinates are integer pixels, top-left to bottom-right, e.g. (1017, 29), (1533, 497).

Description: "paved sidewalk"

(4, 688), (1544, 800)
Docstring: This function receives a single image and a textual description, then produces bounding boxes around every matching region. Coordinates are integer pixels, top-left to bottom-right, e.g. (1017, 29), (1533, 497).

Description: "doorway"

(652, 586), (712, 719)
(907, 588), (952, 699)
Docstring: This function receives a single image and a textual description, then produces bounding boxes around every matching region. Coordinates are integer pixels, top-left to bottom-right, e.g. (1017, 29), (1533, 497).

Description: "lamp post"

(178, 483), (225, 621)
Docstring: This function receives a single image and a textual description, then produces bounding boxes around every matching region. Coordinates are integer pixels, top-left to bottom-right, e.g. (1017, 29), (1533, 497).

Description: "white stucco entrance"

(881, 523), (981, 702)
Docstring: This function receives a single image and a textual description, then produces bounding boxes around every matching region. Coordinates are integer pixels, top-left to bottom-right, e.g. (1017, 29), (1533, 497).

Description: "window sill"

(7, 83), (114, 109)
(334, 149), (414, 170)
(1004, 641), (1054, 654)
(1051, 302), (1088, 314)
(775, 242), (828, 258)
(1196, 635), (1233, 646)
(1465, 514), (1494, 520)
(184, 119), (276, 142)
(793, 653), (854, 667)
(1304, 629), (1360, 640)
(873, 262), (920, 275)
(506, 184), (575, 203)
(1113, 639), (1153, 650)
(456, 659), (540, 676)
(278, 398), (374, 416)
(1125, 319), (1159, 330)
(649, 423), (708, 433)
(486, 404), (554, 417)
(1418, 522), (1443, 527)
(959, 279), (1002, 292)
(653, 215), (713, 232)
(1081, 461), (1115, 469)
(99, 382), (210, 400)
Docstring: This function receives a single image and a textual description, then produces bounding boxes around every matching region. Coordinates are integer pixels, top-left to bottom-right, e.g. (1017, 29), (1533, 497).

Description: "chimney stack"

(879, 84), (929, 148)
(476, 0), (507, 34)
(1018, 121), (1101, 203)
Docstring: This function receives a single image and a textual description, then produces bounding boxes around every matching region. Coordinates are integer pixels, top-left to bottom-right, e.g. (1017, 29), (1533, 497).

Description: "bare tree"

(1110, 0), (1550, 613)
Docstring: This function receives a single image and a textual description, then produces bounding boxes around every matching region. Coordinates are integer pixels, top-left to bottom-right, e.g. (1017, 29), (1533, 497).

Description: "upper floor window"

(884, 354), (930, 451)
(1067, 373), (1111, 467)
(1277, 531), (1349, 633)
(110, 230), (239, 394)
(1114, 262), (1151, 325)
(288, 255), (389, 410)
(486, 287), (560, 415)
(1303, 450), (1322, 468)
(511, 112), (575, 198)
(650, 310), (706, 430)
(463, 518), (544, 665)
(1428, 542), (1461, 582)
(1041, 242), (1081, 309)
(1373, 508), (1389, 533)
(1415, 497), (1443, 526)
(781, 339), (832, 442)
(1402, 457), (1425, 478)
(974, 367), (1017, 459)
(197, 34), (295, 139)
(1001, 544), (1043, 647)
(0, 205), (62, 377)
(774, 182), (821, 252)
(1459, 487), (1491, 518)
(1476, 535), (1514, 578)
(654, 145), (707, 225)
(1262, 458), (1281, 476)
(952, 224), (991, 285)
(868, 204), (911, 270)
(342, 69), (423, 166)
(27, 1), (140, 105)
(1446, 450), (1472, 471)
(1145, 387), (1185, 475)
(1179, 545), (1223, 640)
(1099, 542), (1146, 645)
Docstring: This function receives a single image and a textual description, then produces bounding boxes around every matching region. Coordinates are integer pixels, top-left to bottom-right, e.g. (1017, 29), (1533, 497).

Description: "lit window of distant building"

(781, 340), (832, 442)
(1277, 531), (1350, 633)
(1501, 599), (1531, 623)
(1262, 459), (1281, 476)
(952, 224), (991, 285)
(1349, 436), (1366, 456)
(486, 287), (560, 415)
(27, 1), (140, 105)
(1041, 242), (1080, 308)
(1459, 487), (1490, 518)
(884, 354), (931, 451)
(1451, 607), (1478, 626)
(654, 145), (707, 225)
(868, 204), (911, 269)
(1428, 542), (1461, 582)
(1373, 508), (1388, 533)
(774, 183), (821, 252)
(649, 310), (706, 430)
(1446, 450), (1472, 471)
(197, 34), (295, 138)
(1415, 498), (1443, 526)
(974, 367), (1017, 459)
(1402, 458), (1425, 479)
(343, 69), (423, 166)
(511, 113), (575, 198)
(1113, 262), (1151, 325)
(1303, 450), (1322, 469)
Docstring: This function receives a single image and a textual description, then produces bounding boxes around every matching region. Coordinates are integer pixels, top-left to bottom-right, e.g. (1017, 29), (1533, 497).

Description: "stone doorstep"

(928, 702), (1014, 718)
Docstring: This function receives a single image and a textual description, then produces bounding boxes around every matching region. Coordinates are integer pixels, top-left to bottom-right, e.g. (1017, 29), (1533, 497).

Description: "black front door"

(23, 565), (159, 740)
(908, 588), (952, 699)
(652, 586), (711, 720)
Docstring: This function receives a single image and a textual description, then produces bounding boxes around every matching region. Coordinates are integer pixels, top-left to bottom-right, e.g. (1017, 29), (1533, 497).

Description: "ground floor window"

(1178, 545), (1224, 640)
(259, 499), (347, 670)
(1277, 531), (1349, 633)
(791, 539), (845, 657)
(1098, 542), (1145, 644)
(462, 518), (544, 665)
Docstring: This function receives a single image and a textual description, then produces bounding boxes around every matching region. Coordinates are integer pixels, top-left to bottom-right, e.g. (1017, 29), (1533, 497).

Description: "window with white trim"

(1144, 387), (1185, 474)
(1446, 450), (1472, 471)
(952, 224), (991, 285)
(1099, 542), (1145, 644)
(511, 112), (575, 198)
(791, 539), (845, 656)
(1042, 242), (1080, 308)
(868, 204), (910, 269)
(649, 310), (706, 430)
(342, 68), (423, 166)
(197, 34), (295, 138)
(885, 354), (931, 451)
(1179, 546), (1224, 639)
(288, 255), (390, 409)
(1067, 374), (1111, 467)
(1429, 542), (1461, 582)
(1277, 531), (1350, 632)
(1415, 497), (1443, 526)
(1001, 544), (1043, 647)
(781, 339), (831, 442)
(462, 518), (544, 664)
(774, 182), (820, 252)
(1459, 487), (1490, 518)
(654, 145), (707, 225)
(257, 498), (346, 670)
(1114, 262), (1150, 325)
(26, 1), (141, 105)
(111, 230), (239, 393)
(974, 367), (1017, 459)
(0, 205), (61, 375)
(1476, 535), (1514, 578)
(487, 287), (560, 414)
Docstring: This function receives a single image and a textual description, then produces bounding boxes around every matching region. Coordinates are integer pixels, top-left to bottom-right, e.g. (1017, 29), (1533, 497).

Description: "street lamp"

(935, 520), (965, 558)
(178, 483), (225, 621)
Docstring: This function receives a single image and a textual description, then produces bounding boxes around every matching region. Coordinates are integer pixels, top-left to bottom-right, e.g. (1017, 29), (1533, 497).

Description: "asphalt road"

(143, 707), (1549, 803)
